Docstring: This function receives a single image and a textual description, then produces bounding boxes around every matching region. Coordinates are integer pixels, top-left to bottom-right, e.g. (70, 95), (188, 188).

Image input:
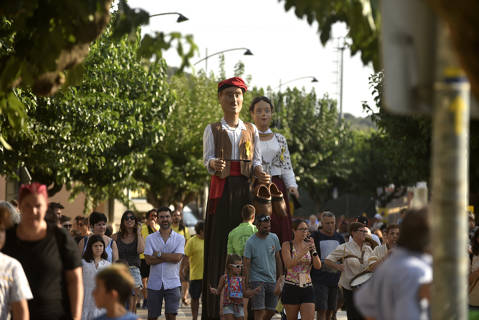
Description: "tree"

(281, 0), (479, 98)
(0, 29), (175, 210)
(280, 0), (380, 70)
(273, 88), (354, 205)
(334, 72), (431, 204)
(0, 1), (196, 148)
(362, 73), (479, 208)
(137, 72), (221, 207)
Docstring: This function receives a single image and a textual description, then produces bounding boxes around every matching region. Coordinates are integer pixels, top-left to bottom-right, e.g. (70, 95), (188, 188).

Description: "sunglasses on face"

(63, 224), (72, 228)
(259, 216), (271, 223)
(230, 264), (243, 268)
(125, 216), (136, 221)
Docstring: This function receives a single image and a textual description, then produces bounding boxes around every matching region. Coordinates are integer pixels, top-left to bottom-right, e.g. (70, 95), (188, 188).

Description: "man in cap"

(202, 77), (270, 319)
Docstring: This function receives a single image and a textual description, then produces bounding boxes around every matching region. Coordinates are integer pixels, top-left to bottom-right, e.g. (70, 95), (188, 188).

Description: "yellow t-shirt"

(140, 223), (159, 259)
(172, 225), (190, 241)
(184, 235), (204, 280)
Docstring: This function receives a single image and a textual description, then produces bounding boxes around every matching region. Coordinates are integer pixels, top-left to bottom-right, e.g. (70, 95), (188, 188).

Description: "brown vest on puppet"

(210, 121), (255, 179)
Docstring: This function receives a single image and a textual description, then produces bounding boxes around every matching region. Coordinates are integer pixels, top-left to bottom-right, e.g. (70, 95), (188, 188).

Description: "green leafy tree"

(280, 0), (379, 70)
(280, 0), (479, 210)
(273, 88), (354, 205)
(337, 72), (430, 206)
(137, 72), (220, 207)
(0, 1), (196, 148)
(280, 0), (479, 98)
(360, 71), (479, 209)
(0, 30), (175, 210)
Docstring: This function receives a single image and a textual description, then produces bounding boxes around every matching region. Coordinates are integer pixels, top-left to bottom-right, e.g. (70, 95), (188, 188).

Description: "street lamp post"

(194, 47), (253, 72)
(149, 12), (189, 23)
(276, 76), (319, 91)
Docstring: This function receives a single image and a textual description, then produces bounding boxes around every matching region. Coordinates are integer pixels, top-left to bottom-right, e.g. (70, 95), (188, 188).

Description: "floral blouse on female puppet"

(259, 128), (298, 242)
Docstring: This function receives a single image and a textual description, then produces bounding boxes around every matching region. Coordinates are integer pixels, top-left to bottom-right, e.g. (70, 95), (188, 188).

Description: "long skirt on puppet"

(201, 175), (251, 320)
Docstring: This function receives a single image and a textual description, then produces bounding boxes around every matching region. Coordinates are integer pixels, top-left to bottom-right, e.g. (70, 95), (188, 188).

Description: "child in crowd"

(0, 206), (33, 319)
(209, 254), (261, 320)
(93, 264), (138, 320)
(82, 235), (111, 320)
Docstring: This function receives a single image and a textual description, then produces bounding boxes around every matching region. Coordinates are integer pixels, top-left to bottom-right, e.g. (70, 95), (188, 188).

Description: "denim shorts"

(129, 266), (142, 288)
(249, 281), (278, 311)
(223, 304), (244, 317)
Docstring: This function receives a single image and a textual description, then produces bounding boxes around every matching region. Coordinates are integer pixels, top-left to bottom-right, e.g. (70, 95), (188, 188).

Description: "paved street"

(135, 303), (347, 319)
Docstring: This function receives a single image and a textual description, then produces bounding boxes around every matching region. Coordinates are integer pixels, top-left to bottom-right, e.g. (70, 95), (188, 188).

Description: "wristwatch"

(312, 251), (318, 257)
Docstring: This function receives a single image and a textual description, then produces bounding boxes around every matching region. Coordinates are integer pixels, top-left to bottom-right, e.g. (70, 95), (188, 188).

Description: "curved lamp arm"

(194, 48), (253, 65)
(280, 76), (318, 87)
(149, 12), (189, 23)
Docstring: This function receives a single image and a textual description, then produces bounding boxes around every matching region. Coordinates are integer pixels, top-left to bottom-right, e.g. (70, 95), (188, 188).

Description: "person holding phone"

(281, 220), (321, 320)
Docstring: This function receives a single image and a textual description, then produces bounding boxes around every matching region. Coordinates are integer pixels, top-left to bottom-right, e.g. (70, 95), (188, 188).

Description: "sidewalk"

(135, 303), (347, 319)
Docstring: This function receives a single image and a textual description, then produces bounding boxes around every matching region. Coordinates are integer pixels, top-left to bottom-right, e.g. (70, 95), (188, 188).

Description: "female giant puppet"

(202, 77), (270, 319)
(250, 96), (299, 243)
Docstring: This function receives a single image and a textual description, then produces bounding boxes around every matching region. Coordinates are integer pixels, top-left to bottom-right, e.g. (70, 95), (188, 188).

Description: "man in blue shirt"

(311, 211), (345, 320)
(244, 215), (283, 320)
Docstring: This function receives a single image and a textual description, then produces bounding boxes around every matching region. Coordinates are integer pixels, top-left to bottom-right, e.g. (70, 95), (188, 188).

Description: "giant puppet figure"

(202, 77), (270, 319)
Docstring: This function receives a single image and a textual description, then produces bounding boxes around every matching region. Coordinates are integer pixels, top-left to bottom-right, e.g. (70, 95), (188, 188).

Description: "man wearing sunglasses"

(60, 216), (73, 233)
(244, 214), (282, 320)
(72, 216), (89, 243)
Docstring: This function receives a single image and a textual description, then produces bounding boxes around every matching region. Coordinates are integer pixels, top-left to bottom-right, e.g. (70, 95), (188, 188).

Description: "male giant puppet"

(202, 77), (270, 319)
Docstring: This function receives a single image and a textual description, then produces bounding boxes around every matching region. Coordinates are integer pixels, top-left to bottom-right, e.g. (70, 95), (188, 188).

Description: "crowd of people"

(0, 184), (437, 320)
(0, 185), (207, 320)
(0, 75), (474, 320)
(197, 76), (436, 320)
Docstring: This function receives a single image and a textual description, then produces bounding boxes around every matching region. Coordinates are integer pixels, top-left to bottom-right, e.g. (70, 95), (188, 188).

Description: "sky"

(129, 0), (376, 117)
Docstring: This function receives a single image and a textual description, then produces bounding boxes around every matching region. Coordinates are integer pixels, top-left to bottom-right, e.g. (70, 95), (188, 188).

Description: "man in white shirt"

(202, 77), (270, 320)
(324, 222), (373, 320)
(144, 207), (185, 320)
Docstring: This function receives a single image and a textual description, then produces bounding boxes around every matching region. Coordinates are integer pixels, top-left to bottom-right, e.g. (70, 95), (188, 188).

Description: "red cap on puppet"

(18, 182), (48, 204)
(217, 77), (248, 93)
